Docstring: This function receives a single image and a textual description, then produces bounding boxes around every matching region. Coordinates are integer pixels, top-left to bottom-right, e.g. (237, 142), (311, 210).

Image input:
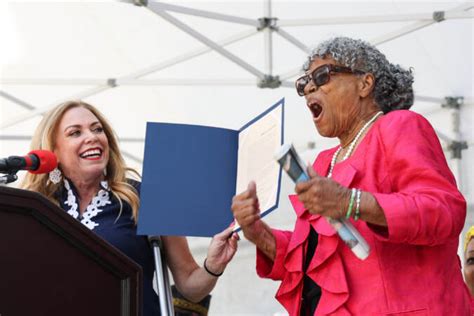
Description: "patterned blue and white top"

(56, 178), (160, 316)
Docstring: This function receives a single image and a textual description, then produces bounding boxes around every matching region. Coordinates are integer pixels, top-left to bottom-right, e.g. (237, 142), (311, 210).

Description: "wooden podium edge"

(0, 186), (142, 316)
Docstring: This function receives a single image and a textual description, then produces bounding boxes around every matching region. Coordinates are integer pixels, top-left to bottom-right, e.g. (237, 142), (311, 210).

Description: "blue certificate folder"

(138, 98), (284, 237)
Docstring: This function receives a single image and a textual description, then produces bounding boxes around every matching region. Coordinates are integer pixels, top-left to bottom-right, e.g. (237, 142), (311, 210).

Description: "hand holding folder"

(138, 99), (284, 237)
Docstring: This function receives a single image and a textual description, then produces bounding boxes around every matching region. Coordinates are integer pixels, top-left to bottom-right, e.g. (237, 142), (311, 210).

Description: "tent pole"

(0, 78), (258, 86)
(274, 28), (311, 54)
(279, 10), (473, 27)
(263, 0), (273, 75)
(451, 104), (464, 191)
(0, 86), (110, 130)
(126, 29), (258, 78)
(0, 29), (258, 87)
(371, 20), (435, 45)
(415, 96), (445, 104)
(118, 78), (257, 86)
(145, 2), (258, 27)
(146, 4), (264, 79)
(0, 91), (35, 110)
(371, 2), (473, 45)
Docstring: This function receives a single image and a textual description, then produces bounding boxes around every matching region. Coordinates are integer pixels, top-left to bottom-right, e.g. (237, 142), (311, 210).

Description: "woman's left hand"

(295, 165), (351, 219)
(204, 225), (239, 275)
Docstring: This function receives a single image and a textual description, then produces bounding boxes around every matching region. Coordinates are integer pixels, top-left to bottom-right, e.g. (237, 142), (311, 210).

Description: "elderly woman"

(232, 37), (470, 315)
(21, 100), (238, 316)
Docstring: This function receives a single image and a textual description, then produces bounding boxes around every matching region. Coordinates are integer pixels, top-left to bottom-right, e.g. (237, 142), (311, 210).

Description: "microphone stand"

(0, 171), (18, 185)
(149, 236), (175, 316)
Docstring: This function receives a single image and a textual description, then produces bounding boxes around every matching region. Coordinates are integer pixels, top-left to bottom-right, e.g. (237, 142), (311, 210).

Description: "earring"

(49, 167), (62, 184)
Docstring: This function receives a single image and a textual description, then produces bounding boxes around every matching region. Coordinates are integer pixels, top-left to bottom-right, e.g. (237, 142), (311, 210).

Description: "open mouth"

(308, 101), (323, 119)
(80, 148), (103, 159)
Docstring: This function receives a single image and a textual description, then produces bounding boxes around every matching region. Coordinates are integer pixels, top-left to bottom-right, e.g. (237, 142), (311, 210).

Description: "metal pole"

(278, 5), (473, 26)
(370, 2), (473, 45)
(146, 3), (265, 79)
(0, 90), (35, 110)
(274, 28), (311, 54)
(451, 106), (463, 191)
(1, 78), (258, 86)
(146, 2), (258, 26)
(263, 0), (273, 75)
(0, 173), (18, 185)
(0, 85), (111, 130)
(149, 236), (175, 316)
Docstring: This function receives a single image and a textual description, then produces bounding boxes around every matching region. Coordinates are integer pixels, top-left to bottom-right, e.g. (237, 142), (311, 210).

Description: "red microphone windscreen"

(28, 150), (58, 174)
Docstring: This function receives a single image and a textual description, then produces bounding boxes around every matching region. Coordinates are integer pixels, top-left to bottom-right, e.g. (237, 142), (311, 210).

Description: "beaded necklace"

(327, 111), (383, 178)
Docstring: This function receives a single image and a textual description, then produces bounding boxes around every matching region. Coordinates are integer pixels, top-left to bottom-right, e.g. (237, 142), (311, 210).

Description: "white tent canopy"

(1, 1), (473, 314)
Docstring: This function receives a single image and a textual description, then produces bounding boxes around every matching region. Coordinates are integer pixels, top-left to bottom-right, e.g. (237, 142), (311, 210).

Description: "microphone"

(0, 150), (57, 174)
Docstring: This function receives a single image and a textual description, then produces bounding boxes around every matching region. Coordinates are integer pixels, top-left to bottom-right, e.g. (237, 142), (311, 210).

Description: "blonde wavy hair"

(20, 100), (141, 223)
(465, 226), (474, 254)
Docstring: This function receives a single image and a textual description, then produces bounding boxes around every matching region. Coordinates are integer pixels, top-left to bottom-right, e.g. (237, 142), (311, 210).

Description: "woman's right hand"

(231, 181), (264, 243)
(231, 181), (276, 261)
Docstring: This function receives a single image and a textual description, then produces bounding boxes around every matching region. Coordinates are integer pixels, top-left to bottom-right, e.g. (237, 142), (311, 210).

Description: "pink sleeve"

(256, 229), (292, 280)
(369, 111), (466, 245)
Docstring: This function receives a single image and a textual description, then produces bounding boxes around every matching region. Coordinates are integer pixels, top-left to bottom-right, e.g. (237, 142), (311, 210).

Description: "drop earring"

(49, 167), (62, 184)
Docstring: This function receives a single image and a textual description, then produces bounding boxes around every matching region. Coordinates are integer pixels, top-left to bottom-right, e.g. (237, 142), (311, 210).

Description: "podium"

(0, 186), (142, 316)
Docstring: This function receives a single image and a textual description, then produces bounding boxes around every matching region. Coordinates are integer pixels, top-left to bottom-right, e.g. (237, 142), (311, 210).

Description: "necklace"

(327, 111), (383, 178)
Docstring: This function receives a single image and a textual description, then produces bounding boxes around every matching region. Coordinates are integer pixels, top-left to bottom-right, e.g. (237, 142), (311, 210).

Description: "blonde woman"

(21, 100), (238, 316)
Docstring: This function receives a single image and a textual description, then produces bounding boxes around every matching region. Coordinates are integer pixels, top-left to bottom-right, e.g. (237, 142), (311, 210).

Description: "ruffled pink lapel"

(311, 162), (358, 315)
(275, 158), (358, 315)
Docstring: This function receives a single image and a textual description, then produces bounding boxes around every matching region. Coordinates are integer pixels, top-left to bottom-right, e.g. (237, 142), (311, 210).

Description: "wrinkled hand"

(231, 181), (265, 244)
(295, 165), (351, 219)
(205, 225), (239, 274)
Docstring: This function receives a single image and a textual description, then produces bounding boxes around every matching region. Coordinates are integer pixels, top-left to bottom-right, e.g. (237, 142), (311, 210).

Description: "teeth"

(80, 149), (101, 158)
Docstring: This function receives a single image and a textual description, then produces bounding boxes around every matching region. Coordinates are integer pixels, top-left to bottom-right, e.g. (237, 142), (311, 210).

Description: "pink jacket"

(256, 110), (471, 315)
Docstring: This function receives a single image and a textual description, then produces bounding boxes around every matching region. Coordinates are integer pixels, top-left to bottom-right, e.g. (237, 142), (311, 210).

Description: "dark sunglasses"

(295, 64), (365, 96)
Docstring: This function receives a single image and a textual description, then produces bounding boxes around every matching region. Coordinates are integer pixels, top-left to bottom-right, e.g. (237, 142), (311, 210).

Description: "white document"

(233, 103), (283, 231)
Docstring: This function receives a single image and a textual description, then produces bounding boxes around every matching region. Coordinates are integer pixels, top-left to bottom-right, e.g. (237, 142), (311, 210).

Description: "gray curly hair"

(304, 37), (414, 113)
